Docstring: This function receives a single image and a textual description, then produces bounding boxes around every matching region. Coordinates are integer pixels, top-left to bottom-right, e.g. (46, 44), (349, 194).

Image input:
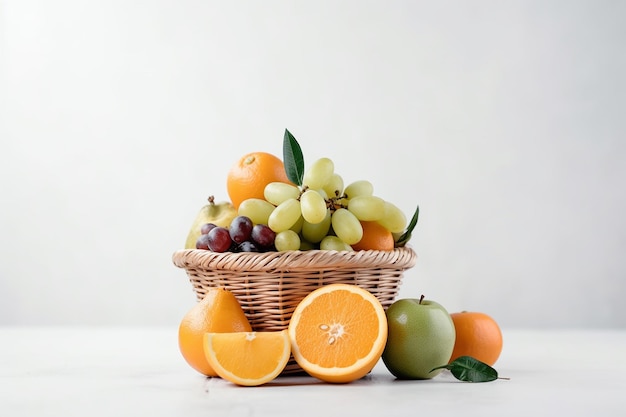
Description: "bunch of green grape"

(237, 157), (407, 252)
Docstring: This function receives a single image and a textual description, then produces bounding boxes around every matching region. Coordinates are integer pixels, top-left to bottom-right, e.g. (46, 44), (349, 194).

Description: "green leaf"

(395, 205), (419, 247)
(430, 356), (501, 382)
(283, 129), (305, 186)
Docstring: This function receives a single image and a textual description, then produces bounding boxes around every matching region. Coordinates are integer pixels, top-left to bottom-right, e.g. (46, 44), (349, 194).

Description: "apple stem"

(419, 294), (425, 304)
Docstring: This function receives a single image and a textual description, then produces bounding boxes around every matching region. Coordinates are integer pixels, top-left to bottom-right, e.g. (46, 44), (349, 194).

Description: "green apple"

(382, 296), (456, 379)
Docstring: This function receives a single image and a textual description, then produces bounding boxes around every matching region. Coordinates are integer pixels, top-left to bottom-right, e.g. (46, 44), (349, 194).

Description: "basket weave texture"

(172, 246), (417, 374)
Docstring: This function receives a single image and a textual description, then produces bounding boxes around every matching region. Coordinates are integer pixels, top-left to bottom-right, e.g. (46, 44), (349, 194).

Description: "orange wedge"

(203, 330), (291, 386)
(288, 284), (388, 383)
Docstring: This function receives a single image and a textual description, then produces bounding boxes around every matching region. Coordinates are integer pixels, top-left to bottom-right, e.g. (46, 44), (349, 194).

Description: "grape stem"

(298, 185), (309, 197)
(326, 195), (348, 212)
(298, 186), (347, 213)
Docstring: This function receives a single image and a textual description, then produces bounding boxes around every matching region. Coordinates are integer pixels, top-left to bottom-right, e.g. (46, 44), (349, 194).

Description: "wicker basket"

(172, 246), (417, 374)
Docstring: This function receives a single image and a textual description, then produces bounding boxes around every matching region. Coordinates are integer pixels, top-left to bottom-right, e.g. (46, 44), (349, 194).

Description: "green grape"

(343, 180), (374, 199)
(268, 198), (301, 233)
(299, 239), (316, 251)
(347, 195), (385, 221)
(290, 215), (304, 233)
(301, 210), (331, 243)
(320, 236), (354, 251)
(377, 201), (407, 233)
(238, 198), (275, 225)
(264, 182), (301, 206)
(322, 173), (344, 198)
(300, 189), (328, 224)
(275, 230), (301, 251)
(331, 208), (363, 245)
(302, 157), (334, 190)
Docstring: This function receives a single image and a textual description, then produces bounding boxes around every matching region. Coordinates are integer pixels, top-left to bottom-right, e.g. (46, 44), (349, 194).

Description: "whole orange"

(178, 288), (252, 376)
(449, 311), (503, 366)
(351, 221), (395, 251)
(226, 152), (292, 209)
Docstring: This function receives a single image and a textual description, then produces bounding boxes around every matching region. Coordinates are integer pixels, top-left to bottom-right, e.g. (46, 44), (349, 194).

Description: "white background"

(1, 0), (624, 328)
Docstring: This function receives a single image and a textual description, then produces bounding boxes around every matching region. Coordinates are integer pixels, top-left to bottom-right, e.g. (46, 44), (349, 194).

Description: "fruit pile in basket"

(184, 129), (419, 253)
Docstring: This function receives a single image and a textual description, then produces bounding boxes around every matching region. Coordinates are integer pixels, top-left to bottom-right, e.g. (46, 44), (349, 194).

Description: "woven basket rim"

(172, 245), (417, 272)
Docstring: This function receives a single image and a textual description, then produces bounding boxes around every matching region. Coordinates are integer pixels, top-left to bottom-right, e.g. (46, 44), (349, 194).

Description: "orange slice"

(203, 330), (291, 386)
(288, 284), (388, 383)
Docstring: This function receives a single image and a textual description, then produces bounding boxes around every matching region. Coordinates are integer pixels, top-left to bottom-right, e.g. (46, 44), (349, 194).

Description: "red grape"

(229, 216), (253, 244)
(251, 224), (276, 248)
(207, 227), (232, 252)
(200, 223), (217, 235)
(238, 241), (260, 252)
(195, 233), (210, 250)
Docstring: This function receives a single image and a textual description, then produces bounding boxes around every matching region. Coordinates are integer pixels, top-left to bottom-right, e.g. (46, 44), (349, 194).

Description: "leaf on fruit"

(395, 205), (419, 247)
(283, 129), (305, 186)
(430, 356), (503, 383)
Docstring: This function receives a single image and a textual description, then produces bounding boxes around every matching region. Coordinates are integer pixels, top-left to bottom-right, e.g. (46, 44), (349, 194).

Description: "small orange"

(178, 288), (252, 376)
(288, 284), (388, 383)
(204, 330), (291, 386)
(449, 311), (503, 366)
(226, 151), (292, 209)
(351, 221), (395, 251)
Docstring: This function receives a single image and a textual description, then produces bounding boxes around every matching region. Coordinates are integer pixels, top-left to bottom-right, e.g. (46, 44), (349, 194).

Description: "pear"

(184, 196), (238, 249)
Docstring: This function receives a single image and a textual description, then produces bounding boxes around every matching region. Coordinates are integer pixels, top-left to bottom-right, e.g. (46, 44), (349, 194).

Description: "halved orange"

(203, 330), (291, 386)
(288, 284), (388, 383)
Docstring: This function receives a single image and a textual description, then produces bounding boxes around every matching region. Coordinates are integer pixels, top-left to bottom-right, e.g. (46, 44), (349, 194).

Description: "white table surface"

(1, 326), (625, 416)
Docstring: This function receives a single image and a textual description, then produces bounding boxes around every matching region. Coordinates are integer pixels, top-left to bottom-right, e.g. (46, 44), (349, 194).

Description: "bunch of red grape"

(195, 215), (276, 253)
